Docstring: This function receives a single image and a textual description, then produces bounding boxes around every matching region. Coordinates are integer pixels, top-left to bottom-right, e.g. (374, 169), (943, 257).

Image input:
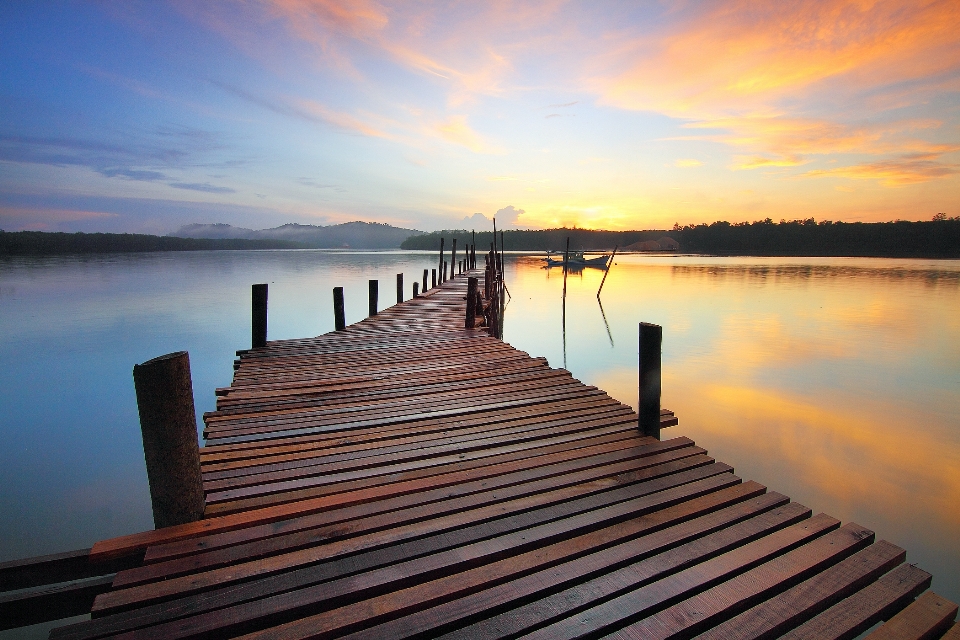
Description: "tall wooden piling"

(438, 238), (445, 284)
(422, 269), (428, 293)
(639, 322), (662, 439)
(251, 283), (267, 349)
(412, 282), (419, 298)
(451, 239), (457, 279)
(396, 273), (403, 304)
(431, 268), (437, 288)
(443, 261), (448, 282)
(132, 351), (204, 529)
(333, 287), (346, 331)
(368, 280), (378, 317)
(466, 277), (478, 328)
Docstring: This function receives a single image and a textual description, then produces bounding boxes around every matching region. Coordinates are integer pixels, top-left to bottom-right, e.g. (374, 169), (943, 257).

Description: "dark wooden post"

(132, 351), (204, 529)
(443, 261), (448, 282)
(438, 237), (445, 283)
(423, 269), (428, 292)
(639, 322), (662, 439)
(396, 273), (403, 304)
(333, 287), (346, 331)
(252, 283), (267, 349)
(466, 277), (478, 328)
(431, 268), (436, 288)
(368, 279), (378, 316)
(451, 239), (457, 279)
(413, 282), (419, 298)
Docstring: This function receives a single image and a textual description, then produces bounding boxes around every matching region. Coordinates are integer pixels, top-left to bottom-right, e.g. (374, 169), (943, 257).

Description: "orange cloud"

(804, 152), (960, 185)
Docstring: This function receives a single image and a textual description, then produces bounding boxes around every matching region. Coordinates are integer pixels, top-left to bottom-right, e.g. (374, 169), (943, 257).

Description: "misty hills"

(172, 221), (424, 249)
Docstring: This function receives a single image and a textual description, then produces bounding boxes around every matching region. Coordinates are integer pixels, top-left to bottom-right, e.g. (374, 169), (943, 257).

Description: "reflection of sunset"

(503, 253), (960, 601)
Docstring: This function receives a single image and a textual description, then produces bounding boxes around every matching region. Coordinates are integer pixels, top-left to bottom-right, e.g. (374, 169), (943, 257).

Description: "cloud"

(435, 115), (498, 153)
(804, 153), (960, 186)
(460, 212), (489, 227)
(674, 159), (703, 168)
(495, 205), (525, 227)
(98, 168), (168, 181)
(168, 182), (236, 193)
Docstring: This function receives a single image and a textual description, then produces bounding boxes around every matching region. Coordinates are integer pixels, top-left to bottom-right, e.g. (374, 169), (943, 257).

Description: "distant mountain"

(172, 221), (424, 249)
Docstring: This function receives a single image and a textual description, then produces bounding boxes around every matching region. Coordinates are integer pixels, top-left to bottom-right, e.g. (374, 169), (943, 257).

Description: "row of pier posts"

(131, 229), (661, 529)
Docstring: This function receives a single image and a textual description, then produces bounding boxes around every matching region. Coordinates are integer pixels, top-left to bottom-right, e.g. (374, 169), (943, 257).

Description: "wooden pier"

(8, 267), (958, 638)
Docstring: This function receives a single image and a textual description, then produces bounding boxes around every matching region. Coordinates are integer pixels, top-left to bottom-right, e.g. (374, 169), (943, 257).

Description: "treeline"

(401, 218), (960, 258)
(0, 231), (306, 255)
(401, 229), (668, 252)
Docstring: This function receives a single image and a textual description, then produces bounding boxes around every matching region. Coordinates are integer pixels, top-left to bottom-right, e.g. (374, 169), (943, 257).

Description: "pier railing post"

(413, 282), (419, 298)
(431, 268), (436, 289)
(132, 351), (205, 529)
(252, 283), (267, 349)
(443, 261), (448, 282)
(423, 269), (428, 292)
(451, 239), (457, 278)
(396, 273), (403, 304)
(333, 287), (346, 331)
(639, 322), (662, 439)
(368, 279), (378, 317)
(466, 277), (478, 328)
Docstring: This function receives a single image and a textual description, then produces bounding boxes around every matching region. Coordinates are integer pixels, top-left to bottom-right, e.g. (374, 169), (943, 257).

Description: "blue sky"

(2, 1), (958, 233)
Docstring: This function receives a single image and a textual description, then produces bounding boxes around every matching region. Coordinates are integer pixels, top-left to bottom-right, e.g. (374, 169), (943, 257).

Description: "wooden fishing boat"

(544, 250), (611, 268)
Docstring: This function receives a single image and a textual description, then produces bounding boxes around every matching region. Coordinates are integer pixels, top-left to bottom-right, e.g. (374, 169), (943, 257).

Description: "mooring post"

(252, 283), (267, 349)
(639, 322), (662, 439)
(413, 282), (419, 298)
(396, 273), (403, 304)
(368, 279), (378, 316)
(422, 269), (428, 292)
(451, 238), (457, 279)
(466, 276), (478, 328)
(438, 237), (445, 284)
(132, 351), (205, 529)
(443, 261), (448, 282)
(333, 287), (346, 331)
(431, 268), (437, 288)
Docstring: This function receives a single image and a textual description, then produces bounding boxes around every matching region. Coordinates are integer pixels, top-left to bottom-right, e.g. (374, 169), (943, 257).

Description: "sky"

(1, 0), (958, 234)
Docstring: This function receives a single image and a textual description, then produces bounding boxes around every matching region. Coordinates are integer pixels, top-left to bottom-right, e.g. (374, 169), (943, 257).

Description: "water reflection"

(0, 250), (957, 611)
(502, 253), (960, 603)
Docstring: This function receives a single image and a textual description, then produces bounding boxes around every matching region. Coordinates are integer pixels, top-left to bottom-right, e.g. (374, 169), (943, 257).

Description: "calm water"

(1, 250), (958, 625)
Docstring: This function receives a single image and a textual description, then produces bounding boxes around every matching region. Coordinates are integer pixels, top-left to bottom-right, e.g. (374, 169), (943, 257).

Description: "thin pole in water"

(597, 245), (618, 299)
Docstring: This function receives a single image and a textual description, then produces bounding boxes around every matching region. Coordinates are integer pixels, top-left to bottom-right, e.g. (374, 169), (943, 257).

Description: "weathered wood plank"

(863, 591), (958, 640)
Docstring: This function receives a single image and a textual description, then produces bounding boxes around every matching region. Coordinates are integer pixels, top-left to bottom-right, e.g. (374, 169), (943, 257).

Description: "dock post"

(252, 283), (267, 349)
(451, 239), (457, 278)
(413, 282), (419, 298)
(432, 268), (436, 288)
(368, 280), (378, 317)
(333, 287), (346, 331)
(423, 269), (428, 292)
(466, 277), (478, 328)
(438, 237), (445, 285)
(396, 273), (403, 304)
(132, 351), (205, 529)
(443, 261), (448, 282)
(639, 322), (662, 439)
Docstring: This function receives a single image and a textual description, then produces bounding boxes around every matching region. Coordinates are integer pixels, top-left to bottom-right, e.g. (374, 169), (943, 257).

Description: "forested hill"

(401, 218), (960, 258)
(0, 231), (305, 255)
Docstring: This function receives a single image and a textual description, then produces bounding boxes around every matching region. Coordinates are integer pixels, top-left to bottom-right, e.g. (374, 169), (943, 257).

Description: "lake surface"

(1, 250), (958, 628)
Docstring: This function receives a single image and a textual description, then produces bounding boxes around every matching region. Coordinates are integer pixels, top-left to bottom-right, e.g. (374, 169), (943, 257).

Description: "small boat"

(544, 250), (610, 269)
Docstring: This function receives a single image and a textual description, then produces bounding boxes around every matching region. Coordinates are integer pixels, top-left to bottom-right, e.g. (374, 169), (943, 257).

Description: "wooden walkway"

(48, 269), (958, 639)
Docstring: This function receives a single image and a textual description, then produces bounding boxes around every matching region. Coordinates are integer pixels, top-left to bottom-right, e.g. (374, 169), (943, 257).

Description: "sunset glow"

(2, 1), (958, 233)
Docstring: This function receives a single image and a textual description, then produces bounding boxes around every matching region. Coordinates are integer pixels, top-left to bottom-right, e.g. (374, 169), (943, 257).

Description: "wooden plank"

(606, 524), (881, 639)
(863, 591), (958, 640)
(118, 449), (715, 587)
(272, 494), (804, 640)
(780, 563), (933, 640)
(56, 480), (766, 640)
(92, 469), (743, 617)
(694, 540), (907, 640)
(0, 574), (115, 631)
